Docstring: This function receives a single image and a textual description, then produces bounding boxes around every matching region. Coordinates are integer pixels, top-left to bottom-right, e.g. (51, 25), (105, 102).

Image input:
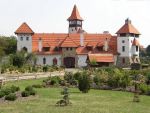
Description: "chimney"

(104, 38), (108, 51)
(38, 38), (42, 52)
(125, 18), (131, 24)
(79, 29), (84, 46)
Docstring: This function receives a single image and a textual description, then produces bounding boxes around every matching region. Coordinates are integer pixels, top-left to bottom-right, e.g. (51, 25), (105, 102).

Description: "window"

(26, 37), (29, 41)
(122, 46), (125, 52)
(43, 47), (50, 52)
(20, 37), (23, 41)
(122, 58), (125, 64)
(53, 58), (57, 65)
(136, 46), (138, 52)
(66, 48), (69, 50)
(122, 40), (125, 43)
(70, 48), (72, 50)
(43, 58), (46, 65)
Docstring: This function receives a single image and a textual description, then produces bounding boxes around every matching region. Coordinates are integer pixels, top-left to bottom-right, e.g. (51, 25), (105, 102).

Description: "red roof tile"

(116, 19), (140, 34)
(15, 22), (34, 34)
(88, 54), (114, 63)
(67, 5), (83, 21)
(132, 38), (140, 46)
(60, 36), (78, 47)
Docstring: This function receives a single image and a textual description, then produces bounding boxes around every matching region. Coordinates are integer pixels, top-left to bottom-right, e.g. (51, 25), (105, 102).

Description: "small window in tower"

(70, 48), (72, 51)
(20, 37), (23, 41)
(26, 37), (29, 41)
(122, 58), (125, 64)
(122, 40), (125, 43)
(122, 46), (125, 52)
(136, 46), (138, 52)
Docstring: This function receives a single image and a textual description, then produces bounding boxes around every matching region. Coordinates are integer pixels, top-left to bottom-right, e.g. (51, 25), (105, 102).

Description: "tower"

(67, 5), (83, 33)
(116, 18), (140, 68)
(15, 22), (34, 53)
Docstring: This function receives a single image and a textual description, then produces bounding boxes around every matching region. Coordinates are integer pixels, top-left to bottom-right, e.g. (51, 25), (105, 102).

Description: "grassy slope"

(0, 79), (150, 113)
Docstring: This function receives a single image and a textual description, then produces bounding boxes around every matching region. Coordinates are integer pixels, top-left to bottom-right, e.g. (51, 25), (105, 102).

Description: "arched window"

(22, 47), (28, 52)
(53, 58), (57, 66)
(43, 58), (46, 65)
(122, 58), (125, 64)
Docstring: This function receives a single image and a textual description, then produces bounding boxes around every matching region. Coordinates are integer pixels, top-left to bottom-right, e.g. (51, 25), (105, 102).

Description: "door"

(64, 57), (75, 68)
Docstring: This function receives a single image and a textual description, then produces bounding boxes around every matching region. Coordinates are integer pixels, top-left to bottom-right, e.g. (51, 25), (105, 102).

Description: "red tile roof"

(132, 38), (140, 46)
(116, 19), (140, 35)
(31, 33), (117, 55)
(88, 54), (114, 63)
(67, 5), (83, 21)
(15, 22), (34, 34)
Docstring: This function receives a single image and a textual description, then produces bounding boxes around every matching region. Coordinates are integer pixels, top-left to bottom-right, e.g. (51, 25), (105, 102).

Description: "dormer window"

(43, 47), (50, 52)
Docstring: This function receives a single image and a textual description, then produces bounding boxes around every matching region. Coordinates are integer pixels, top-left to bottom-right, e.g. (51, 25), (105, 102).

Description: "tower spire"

(67, 5), (83, 21)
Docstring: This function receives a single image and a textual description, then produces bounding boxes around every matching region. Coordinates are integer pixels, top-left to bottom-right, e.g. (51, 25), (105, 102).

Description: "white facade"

(77, 55), (87, 67)
(36, 55), (61, 66)
(17, 34), (32, 53)
(117, 36), (139, 57)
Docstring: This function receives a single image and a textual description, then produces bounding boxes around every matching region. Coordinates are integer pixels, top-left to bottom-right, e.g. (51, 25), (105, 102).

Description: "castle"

(15, 5), (141, 68)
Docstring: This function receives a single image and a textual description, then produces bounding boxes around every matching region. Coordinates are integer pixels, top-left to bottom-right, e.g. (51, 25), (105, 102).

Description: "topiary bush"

(10, 85), (20, 93)
(5, 93), (17, 101)
(30, 90), (37, 95)
(1, 88), (12, 95)
(25, 86), (33, 92)
(21, 91), (30, 97)
(78, 71), (91, 93)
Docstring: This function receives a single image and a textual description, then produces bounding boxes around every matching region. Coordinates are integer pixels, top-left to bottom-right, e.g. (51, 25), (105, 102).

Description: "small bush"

(43, 65), (49, 72)
(1, 88), (12, 95)
(21, 91), (30, 97)
(30, 90), (37, 95)
(25, 86), (33, 92)
(0, 91), (5, 98)
(78, 71), (91, 93)
(10, 85), (20, 93)
(32, 84), (43, 88)
(5, 93), (17, 101)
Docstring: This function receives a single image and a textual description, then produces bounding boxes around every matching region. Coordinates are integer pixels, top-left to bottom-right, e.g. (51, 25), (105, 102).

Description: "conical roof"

(15, 22), (34, 34)
(67, 5), (83, 21)
(116, 19), (140, 35)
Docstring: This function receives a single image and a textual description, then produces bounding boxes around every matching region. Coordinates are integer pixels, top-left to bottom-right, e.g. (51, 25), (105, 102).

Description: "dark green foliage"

(146, 45), (150, 56)
(74, 72), (81, 81)
(5, 93), (17, 101)
(93, 75), (101, 86)
(78, 71), (91, 93)
(43, 76), (61, 86)
(30, 90), (37, 95)
(64, 72), (78, 85)
(10, 85), (20, 93)
(1, 88), (12, 95)
(43, 65), (49, 72)
(21, 91), (30, 97)
(0, 91), (5, 98)
(32, 84), (43, 88)
(25, 86), (33, 92)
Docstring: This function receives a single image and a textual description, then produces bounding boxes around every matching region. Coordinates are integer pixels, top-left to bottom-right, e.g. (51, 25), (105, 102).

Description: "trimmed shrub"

(10, 85), (20, 93)
(64, 72), (77, 85)
(5, 93), (17, 101)
(0, 91), (5, 98)
(43, 65), (49, 72)
(25, 86), (33, 92)
(78, 71), (91, 93)
(21, 91), (30, 97)
(50, 76), (61, 85)
(32, 84), (43, 88)
(30, 90), (37, 95)
(1, 88), (12, 95)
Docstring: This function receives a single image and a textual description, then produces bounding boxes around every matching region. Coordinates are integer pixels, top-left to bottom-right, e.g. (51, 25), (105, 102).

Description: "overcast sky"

(0, 0), (149, 47)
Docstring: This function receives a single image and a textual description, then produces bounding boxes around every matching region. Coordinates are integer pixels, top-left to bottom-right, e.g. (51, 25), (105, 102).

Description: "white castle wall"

(77, 55), (87, 67)
(36, 55), (61, 66)
(17, 34), (32, 53)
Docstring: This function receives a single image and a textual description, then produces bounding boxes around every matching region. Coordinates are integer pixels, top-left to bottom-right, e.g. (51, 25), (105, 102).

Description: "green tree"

(146, 45), (150, 56)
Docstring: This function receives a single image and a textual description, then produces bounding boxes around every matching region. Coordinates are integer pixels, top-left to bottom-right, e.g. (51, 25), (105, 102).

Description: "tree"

(78, 71), (91, 93)
(146, 45), (150, 56)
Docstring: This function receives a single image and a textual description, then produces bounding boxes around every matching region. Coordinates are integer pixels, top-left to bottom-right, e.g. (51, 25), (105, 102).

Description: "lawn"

(0, 78), (150, 113)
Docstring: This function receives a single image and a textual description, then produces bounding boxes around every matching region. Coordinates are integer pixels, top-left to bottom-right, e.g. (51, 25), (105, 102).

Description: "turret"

(116, 18), (140, 67)
(15, 22), (34, 53)
(67, 5), (83, 33)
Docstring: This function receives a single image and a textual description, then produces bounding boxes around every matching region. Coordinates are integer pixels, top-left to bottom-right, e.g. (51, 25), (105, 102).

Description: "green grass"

(0, 79), (150, 113)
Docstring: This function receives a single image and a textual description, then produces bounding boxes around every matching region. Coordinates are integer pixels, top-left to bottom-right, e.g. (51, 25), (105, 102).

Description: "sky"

(0, 0), (149, 47)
